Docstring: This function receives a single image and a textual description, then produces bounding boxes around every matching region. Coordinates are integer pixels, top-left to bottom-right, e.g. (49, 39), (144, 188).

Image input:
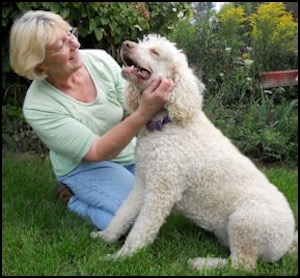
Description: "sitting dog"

(91, 34), (297, 271)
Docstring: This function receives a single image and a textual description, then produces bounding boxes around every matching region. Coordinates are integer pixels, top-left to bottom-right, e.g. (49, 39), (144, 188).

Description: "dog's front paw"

(104, 248), (134, 261)
(188, 257), (227, 270)
(90, 230), (118, 243)
(100, 252), (127, 261)
(98, 253), (118, 261)
(98, 248), (133, 261)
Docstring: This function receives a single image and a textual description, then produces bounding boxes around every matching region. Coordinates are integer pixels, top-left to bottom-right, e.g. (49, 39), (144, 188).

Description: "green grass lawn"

(2, 153), (298, 276)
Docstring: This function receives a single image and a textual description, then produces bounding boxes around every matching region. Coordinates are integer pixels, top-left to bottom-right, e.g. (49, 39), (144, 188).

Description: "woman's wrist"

(129, 110), (151, 127)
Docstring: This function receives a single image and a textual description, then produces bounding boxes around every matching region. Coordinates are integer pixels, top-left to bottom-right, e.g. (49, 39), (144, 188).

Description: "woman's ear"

(125, 83), (140, 112)
(166, 67), (203, 126)
(34, 63), (47, 75)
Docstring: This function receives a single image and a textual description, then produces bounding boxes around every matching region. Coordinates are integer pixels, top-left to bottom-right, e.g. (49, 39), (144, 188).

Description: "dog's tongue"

(122, 66), (150, 80)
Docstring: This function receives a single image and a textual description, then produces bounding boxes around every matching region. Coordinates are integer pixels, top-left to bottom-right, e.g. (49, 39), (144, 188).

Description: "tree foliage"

(231, 2), (264, 15)
(249, 2), (298, 71)
(219, 6), (247, 51)
(190, 2), (214, 23)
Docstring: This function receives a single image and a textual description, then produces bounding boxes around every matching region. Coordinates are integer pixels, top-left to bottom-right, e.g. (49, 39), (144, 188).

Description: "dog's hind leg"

(188, 210), (259, 272)
(226, 207), (262, 271)
(188, 232), (258, 272)
(227, 229), (258, 270)
(227, 201), (295, 271)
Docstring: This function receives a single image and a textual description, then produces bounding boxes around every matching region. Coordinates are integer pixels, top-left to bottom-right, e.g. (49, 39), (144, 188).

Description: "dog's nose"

(122, 40), (135, 49)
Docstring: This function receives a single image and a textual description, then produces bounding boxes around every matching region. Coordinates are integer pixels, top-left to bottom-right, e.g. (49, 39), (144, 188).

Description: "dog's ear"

(125, 82), (140, 112)
(166, 67), (204, 126)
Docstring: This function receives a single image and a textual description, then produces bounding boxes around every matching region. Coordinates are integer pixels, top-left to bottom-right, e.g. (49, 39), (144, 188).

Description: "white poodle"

(91, 34), (297, 271)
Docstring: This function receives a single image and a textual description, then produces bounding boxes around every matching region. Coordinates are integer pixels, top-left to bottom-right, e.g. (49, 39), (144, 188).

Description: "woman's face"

(41, 27), (83, 76)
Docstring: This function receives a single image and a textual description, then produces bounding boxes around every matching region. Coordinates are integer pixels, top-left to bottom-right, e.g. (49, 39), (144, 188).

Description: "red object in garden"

(259, 69), (298, 88)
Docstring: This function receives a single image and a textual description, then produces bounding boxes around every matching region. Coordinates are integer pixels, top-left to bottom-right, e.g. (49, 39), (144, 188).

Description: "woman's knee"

(62, 161), (135, 213)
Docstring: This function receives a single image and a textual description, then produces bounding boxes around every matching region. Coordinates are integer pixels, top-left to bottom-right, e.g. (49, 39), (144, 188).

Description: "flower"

(244, 59), (254, 66)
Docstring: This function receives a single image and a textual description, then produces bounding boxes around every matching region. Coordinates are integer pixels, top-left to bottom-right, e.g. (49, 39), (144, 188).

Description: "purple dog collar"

(146, 115), (171, 132)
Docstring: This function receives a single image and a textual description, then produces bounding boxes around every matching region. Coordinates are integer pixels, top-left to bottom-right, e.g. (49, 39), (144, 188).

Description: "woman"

(9, 10), (174, 230)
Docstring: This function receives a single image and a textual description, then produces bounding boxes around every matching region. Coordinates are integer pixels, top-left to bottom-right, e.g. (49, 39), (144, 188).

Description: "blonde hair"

(9, 10), (71, 80)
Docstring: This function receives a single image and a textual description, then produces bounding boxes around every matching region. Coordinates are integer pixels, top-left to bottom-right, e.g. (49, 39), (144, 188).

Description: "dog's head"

(120, 34), (204, 125)
(120, 34), (185, 90)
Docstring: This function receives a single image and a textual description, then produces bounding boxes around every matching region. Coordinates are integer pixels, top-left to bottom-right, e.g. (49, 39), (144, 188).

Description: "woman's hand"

(137, 77), (174, 120)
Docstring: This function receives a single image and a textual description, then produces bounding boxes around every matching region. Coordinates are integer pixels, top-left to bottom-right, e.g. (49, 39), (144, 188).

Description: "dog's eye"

(151, 49), (160, 56)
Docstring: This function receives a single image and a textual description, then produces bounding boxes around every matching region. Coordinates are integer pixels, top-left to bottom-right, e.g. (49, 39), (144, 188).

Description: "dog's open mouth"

(121, 55), (152, 81)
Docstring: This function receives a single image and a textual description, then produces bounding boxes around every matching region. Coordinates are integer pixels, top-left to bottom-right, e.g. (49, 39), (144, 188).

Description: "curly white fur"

(91, 34), (297, 271)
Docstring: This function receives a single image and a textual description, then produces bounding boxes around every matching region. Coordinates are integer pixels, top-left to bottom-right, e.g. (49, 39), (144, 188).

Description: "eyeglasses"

(46, 27), (78, 56)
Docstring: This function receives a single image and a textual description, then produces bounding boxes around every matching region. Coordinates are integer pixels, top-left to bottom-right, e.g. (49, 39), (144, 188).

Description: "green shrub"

(204, 93), (298, 166)
(249, 2), (298, 71)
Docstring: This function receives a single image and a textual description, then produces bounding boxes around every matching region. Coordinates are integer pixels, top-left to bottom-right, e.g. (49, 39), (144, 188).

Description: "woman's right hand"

(137, 77), (174, 120)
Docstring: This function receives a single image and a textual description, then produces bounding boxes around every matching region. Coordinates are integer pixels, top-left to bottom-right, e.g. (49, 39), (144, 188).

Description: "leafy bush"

(249, 2), (298, 71)
(2, 105), (48, 155)
(204, 93), (298, 166)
